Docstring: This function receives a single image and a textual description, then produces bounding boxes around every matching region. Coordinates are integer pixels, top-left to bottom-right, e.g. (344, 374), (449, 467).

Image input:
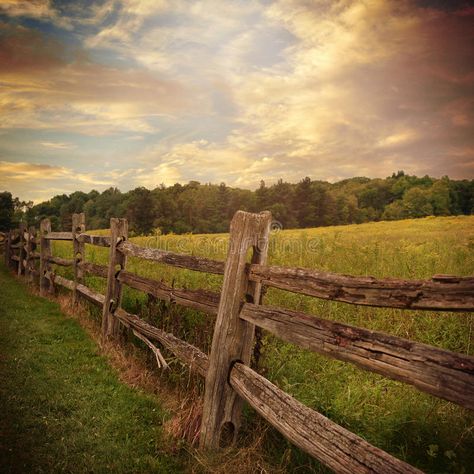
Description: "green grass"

(50, 216), (474, 473)
(0, 262), (185, 474)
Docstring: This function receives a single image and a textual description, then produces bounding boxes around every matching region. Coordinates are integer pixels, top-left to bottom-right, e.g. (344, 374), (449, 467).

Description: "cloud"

(0, 20), (194, 135)
(377, 130), (419, 148)
(85, 0), (170, 48)
(214, 0), (474, 182)
(0, 161), (112, 202)
(0, 22), (66, 73)
(0, 0), (473, 202)
(0, 161), (66, 180)
(39, 142), (76, 150)
(0, 0), (73, 29)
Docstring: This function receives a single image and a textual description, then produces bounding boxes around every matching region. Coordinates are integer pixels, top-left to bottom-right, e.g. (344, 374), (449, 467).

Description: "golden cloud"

(1, 0), (473, 202)
(0, 161), (112, 202)
(0, 21), (194, 135)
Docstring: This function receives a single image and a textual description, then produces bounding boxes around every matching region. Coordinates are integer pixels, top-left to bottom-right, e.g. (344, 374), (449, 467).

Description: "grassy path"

(0, 263), (184, 473)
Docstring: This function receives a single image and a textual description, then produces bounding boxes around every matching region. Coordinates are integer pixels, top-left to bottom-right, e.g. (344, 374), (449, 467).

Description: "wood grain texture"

(79, 261), (109, 278)
(25, 226), (36, 280)
(230, 363), (422, 474)
(240, 303), (474, 409)
(4, 230), (11, 267)
(48, 270), (105, 307)
(77, 233), (111, 247)
(43, 231), (73, 241)
(40, 219), (52, 296)
(118, 270), (220, 315)
(200, 210), (272, 449)
(47, 256), (74, 267)
(118, 240), (225, 274)
(102, 218), (128, 339)
(249, 264), (474, 311)
(17, 223), (25, 276)
(72, 213), (86, 304)
(53, 273), (75, 290)
(76, 284), (105, 306)
(114, 307), (209, 377)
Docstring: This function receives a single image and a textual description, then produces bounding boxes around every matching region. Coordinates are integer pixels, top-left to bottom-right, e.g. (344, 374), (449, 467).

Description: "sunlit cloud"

(377, 130), (419, 148)
(0, 0), (73, 29)
(0, 0), (472, 201)
(0, 161), (112, 202)
(39, 141), (76, 150)
(0, 19), (193, 136)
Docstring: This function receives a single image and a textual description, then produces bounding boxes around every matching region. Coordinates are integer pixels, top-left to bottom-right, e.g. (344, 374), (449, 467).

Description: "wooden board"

(249, 264), (474, 311)
(240, 303), (474, 409)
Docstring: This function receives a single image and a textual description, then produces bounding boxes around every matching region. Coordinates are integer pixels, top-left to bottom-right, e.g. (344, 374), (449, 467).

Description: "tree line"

(1, 171), (473, 235)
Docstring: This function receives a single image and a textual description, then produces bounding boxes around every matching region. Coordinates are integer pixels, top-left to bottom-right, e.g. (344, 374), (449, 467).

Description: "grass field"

(50, 216), (474, 473)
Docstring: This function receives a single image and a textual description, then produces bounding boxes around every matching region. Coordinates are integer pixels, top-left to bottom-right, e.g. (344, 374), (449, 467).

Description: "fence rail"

(3, 211), (473, 474)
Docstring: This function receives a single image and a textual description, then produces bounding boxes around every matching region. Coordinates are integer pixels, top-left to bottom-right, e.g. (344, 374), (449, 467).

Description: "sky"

(0, 0), (473, 202)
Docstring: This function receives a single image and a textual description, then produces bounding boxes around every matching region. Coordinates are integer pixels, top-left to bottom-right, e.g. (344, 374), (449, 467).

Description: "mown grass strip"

(0, 262), (184, 473)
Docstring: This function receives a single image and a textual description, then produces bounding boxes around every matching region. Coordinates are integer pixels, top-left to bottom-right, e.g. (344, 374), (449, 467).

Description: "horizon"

(1, 0), (473, 203)
(7, 170), (470, 205)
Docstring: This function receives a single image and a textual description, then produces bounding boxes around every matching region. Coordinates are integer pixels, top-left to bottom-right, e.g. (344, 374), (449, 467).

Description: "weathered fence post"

(17, 223), (26, 276)
(40, 219), (52, 296)
(25, 226), (34, 280)
(24, 227), (30, 279)
(4, 230), (11, 267)
(72, 213), (86, 304)
(200, 210), (272, 449)
(102, 218), (128, 340)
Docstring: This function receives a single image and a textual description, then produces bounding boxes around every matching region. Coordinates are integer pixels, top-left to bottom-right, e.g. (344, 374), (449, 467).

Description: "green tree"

(382, 200), (405, 220)
(335, 194), (360, 224)
(402, 187), (433, 217)
(0, 191), (14, 231)
(357, 179), (393, 219)
(126, 187), (156, 235)
(429, 179), (451, 215)
(293, 177), (318, 227)
(12, 172), (474, 236)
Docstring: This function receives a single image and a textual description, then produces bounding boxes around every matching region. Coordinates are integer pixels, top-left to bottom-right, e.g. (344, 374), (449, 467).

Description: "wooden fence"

(3, 211), (474, 474)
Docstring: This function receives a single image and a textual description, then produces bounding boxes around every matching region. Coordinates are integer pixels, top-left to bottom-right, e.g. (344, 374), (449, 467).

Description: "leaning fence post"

(102, 218), (128, 340)
(17, 223), (26, 277)
(40, 219), (52, 296)
(200, 210), (272, 449)
(72, 213), (86, 304)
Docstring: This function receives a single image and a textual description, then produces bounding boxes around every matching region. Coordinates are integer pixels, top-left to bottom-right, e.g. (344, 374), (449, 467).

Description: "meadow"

(52, 216), (474, 473)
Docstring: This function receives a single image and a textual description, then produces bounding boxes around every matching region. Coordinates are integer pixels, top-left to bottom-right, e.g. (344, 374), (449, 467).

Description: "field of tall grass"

(52, 216), (474, 473)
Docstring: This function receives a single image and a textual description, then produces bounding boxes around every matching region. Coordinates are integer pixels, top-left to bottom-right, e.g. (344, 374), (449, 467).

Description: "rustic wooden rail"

(3, 212), (473, 474)
(248, 265), (474, 311)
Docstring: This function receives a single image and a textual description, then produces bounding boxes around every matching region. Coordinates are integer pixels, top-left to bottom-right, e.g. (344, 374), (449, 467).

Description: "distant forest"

(1, 171), (474, 235)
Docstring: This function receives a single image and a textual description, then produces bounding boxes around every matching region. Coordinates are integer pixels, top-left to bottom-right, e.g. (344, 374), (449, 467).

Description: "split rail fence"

(3, 211), (474, 474)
